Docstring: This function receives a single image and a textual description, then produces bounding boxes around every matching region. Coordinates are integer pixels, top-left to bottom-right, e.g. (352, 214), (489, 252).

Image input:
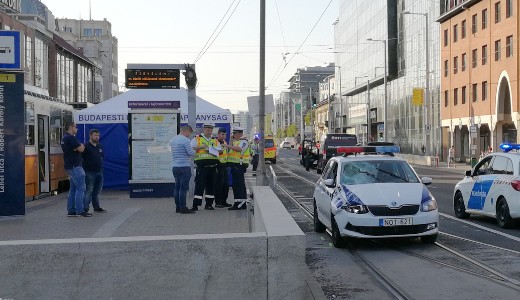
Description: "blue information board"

(0, 72), (25, 216)
(0, 31), (22, 70)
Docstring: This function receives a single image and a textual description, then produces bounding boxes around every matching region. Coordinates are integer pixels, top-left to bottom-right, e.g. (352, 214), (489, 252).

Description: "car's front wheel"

(496, 197), (515, 228)
(313, 201), (326, 233)
(331, 216), (347, 248)
(454, 191), (470, 219)
(420, 233), (438, 244)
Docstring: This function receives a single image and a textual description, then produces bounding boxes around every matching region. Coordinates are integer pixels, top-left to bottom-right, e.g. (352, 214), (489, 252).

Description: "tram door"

(37, 115), (50, 193)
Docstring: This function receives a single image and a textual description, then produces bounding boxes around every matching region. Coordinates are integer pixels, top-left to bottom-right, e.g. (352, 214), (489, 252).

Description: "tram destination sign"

(125, 68), (180, 89)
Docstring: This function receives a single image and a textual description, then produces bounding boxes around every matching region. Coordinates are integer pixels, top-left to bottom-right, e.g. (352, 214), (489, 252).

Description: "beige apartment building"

(439, 0), (518, 163)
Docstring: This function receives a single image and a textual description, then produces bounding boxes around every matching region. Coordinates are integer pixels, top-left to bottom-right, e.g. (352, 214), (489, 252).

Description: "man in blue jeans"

(61, 121), (91, 217)
(82, 128), (107, 213)
(169, 125), (196, 214)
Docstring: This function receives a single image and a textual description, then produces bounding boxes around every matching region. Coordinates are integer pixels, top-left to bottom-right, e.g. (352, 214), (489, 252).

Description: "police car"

(453, 143), (520, 228)
(313, 145), (439, 248)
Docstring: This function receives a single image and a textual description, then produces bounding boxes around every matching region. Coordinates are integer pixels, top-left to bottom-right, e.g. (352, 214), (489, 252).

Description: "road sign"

(295, 103), (301, 113)
(0, 31), (21, 70)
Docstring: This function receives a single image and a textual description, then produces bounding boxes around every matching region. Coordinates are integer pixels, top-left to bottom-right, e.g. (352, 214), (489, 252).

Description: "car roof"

(486, 152), (520, 161)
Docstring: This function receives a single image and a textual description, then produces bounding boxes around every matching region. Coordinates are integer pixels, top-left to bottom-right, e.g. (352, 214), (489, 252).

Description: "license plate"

(379, 218), (413, 227)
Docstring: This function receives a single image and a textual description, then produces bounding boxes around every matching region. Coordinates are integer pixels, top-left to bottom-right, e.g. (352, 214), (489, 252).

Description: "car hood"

(340, 183), (427, 206)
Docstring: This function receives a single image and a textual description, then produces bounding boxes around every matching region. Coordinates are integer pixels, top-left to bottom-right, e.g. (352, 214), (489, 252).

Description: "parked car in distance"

(280, 141), (292, 149)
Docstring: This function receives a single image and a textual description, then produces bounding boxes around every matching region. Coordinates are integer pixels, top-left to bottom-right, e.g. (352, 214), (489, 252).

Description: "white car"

(453, 144), (520, 228)
(313, 146), (439, 247)
(280, 141), (292, 149)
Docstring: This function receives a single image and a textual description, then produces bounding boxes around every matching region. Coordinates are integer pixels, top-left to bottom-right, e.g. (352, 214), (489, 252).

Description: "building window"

(453, 56), (458, 74)
(94, 29), (102, 36)
(506, 35), (513, 57)
(472, 83), (478, 102)
(83, 28), (92, 36)
(453, 24), (458, 42)
(506, 0), (513, 18)
(482, 9), (488, 29)
(444, 60), (449, 77)
(461, 20), (466, 39)
(472, 49), (478, 67)
(495, 40), (501, 61)
(482, 45), (488, 65)
(444, 90), (449, 107)
(454, 88), (458, 105)
(462, 86), (467, 104)
(495, 2), (501, 23)
(482, 81), (488, 101)
(444, 29), (448, 47)
(472, 14), (478, 34)
(461, 53), (467, 71)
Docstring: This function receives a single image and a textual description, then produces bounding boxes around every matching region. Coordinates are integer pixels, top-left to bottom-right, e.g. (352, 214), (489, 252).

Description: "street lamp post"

(367, 38), (388, 141)
(403, 11), (430, 156)
(336, 65), (343, 132)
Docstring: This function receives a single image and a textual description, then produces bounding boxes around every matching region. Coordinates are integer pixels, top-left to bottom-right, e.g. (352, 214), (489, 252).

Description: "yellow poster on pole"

(412, 88), (424, 106)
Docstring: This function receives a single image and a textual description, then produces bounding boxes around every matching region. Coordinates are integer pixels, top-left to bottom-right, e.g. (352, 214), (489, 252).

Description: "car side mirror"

(323, 178), (335, 187)
(465, 170), (472, 177)
(421, 177), (433, 185)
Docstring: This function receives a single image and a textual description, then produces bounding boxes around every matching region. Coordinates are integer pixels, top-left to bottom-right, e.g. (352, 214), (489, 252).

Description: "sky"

(42, 0), (338, 112)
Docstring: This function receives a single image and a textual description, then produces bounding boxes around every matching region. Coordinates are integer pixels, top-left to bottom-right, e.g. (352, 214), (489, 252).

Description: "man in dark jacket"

(82, 129), (107, 213)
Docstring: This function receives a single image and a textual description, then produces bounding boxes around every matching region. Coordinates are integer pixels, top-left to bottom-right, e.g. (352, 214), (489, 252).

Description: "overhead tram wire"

(193, 0), (237, 63)
(274, 0), (289, 62)
(194, 0), (242, 64)
(266, 0), (333, 89)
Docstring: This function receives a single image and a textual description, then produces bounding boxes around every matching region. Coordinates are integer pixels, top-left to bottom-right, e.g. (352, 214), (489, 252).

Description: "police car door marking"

(468, 175), (497, 210)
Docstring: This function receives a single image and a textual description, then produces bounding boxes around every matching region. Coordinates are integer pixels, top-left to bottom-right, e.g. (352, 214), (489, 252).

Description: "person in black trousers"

(214, 127), (232, 208)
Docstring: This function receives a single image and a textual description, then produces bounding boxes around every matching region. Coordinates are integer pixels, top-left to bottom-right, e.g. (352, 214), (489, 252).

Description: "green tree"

(286, 124), (297, 137)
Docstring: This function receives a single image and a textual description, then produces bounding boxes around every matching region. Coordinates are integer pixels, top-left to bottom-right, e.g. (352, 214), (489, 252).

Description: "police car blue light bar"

(499, 143), (520, 153)
(337, 145), (400, 154)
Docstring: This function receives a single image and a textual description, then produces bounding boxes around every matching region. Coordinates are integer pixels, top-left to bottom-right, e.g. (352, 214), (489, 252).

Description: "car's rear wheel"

(420, 233), (438, 244)
(454, 191), (470, 219)
(331, 216), (347, 248)
(313, 201), (326, 233)
(272, 158), (276, 164)
(496, 197), (515, 228)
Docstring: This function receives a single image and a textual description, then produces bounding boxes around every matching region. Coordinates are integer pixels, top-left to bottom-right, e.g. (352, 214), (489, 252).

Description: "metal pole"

(383, 39), (388, 141)
(309, 86), (313, 141)
(328, 76), (333, 133)
(257, 0), (267, 186)
(425, 13), (430, 157)
(338, 66), (343, 132)
(367, 79), (371, 143)
(300, 93), (304, 141)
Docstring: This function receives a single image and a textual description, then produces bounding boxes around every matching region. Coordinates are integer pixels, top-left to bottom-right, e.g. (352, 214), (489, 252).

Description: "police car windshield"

(340, 160), (420, 185)
(265, 140), (274, 148)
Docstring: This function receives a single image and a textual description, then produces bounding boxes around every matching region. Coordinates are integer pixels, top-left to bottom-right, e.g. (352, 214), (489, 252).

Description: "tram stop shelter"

(74, 88), (232, 189)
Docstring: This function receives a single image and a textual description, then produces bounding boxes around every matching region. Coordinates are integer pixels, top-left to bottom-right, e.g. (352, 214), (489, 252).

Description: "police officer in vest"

(214, 127), (232, 208)
(227, 127), (251, 210)
(190, 123), (219, 210)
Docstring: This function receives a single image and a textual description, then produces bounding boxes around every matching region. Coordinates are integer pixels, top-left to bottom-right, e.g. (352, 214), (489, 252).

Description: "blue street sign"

(0, 30), (22, 70)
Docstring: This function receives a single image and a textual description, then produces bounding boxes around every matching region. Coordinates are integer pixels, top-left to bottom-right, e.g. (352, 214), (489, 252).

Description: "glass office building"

(335, 0), (441, 156)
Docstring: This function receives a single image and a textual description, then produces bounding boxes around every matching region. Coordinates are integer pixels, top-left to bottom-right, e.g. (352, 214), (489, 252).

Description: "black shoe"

(94, 208), (107, 213)
(215, 204), (224, 208)
(222, 203), (232, 207)
(80, 212), (93, 217)
(190, 206), (198, 211)
(67, 212), (77, 217)
(180, 208), (195, 214)
(176, 208), (180, 213)
(204, 206), (214, 210)
(228, 205), (240, 210)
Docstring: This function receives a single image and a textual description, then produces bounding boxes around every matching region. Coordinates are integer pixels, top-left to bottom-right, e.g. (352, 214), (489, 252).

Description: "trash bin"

(471, 157), (478, 168)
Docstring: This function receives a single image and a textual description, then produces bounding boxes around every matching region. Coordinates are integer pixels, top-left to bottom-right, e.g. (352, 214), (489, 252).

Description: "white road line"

(91, 208), (141, 238)
(440, 212), (520, 242)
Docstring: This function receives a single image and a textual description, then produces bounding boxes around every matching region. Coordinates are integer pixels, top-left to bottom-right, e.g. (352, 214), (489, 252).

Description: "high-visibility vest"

(194, 135), (219, 162)
(227, 138), (251, 164)
(218, 140), (228, 164)
(251, 143), (259, 155)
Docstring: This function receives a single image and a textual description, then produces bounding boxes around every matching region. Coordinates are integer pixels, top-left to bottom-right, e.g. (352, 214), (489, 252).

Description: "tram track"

(274, 160), (520, 296)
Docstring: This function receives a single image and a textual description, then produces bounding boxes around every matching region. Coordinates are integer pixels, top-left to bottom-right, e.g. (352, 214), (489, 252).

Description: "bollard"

(435, 154), (439, 168)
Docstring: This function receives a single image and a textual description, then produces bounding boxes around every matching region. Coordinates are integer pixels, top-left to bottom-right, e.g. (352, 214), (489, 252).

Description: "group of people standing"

(170, 123), (251, 214)
(61, 122), (107, 217)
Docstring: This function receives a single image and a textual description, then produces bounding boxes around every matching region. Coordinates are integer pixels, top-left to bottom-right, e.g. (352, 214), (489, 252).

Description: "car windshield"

(339, 160), (420, 185)
(265, 139), (274, 148)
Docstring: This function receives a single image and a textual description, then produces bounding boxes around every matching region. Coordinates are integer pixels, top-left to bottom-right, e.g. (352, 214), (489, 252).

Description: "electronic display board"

(125, 69), (180, 89)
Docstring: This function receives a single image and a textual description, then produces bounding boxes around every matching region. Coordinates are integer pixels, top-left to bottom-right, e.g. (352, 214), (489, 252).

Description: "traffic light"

(312, 96), (317, 106)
